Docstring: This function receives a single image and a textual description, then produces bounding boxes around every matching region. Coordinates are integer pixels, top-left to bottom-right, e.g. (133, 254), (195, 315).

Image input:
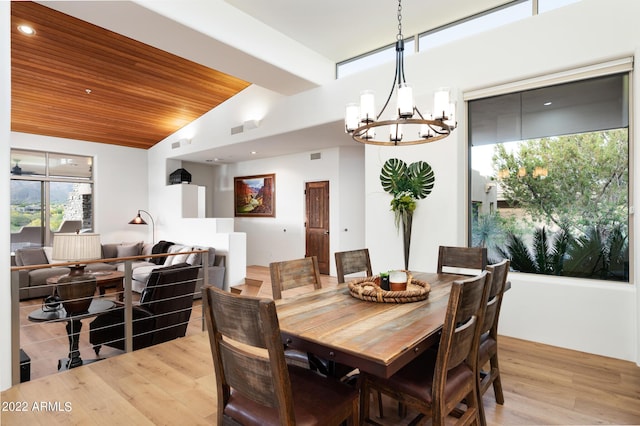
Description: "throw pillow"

(186, 251), (201, 266)
(171, 246), (193, 265)
(16, 248), (48, 266)
(163, 244), (185, 266)
(117, 243), (141, 258)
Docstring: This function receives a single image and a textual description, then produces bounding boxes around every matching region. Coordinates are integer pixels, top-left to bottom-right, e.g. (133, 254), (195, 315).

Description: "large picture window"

(469, 70), (630, 282)
(10, 149), (94, 251)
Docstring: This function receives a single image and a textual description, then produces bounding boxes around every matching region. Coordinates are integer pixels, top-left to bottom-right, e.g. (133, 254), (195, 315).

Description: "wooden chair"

(477, 259), (510, 426)
(359, 271), (491, 426)
(269, 256), (329, 373)
(202, 286), (359, 425)
(335, 248), (373, 283)
(269, 256), (322, 300)
(437, 246), (488, 274)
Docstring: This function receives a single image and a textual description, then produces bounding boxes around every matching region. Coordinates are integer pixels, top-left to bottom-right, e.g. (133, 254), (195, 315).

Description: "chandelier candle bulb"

(360, 90), (376, 123)
(397, 83), (414, 118)
(390, 123), (403, 142)
(445, 103), (456, 127)
(345, 103), (360, 132)
(433, 88), (450, 120)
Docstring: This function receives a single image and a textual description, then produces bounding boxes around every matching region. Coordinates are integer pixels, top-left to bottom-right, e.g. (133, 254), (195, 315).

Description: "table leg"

(63, 318), (84, 370)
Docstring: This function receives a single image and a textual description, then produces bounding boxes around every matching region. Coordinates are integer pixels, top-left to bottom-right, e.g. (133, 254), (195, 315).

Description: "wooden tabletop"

(275, 272), (466, 378)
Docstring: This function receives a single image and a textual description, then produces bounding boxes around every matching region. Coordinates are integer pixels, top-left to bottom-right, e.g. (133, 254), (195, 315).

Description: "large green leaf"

(407, 161), (435, 199)
(380, 158), (435, 199)
(380, 158), (408, 195)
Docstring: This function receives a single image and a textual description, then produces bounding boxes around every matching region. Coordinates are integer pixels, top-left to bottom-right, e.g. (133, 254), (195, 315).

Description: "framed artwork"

(234, 173), (276, 217)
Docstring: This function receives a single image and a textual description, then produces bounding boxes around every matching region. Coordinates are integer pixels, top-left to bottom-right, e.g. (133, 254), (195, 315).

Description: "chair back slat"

(335, 249), (373, 283)
(269, 256), (322, 299)
(437, 246), (487, 274)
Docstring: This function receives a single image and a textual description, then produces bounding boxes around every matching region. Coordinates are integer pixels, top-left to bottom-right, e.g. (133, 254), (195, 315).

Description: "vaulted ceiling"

(11, 1), (250, 149)
(10, 0), (515, 155)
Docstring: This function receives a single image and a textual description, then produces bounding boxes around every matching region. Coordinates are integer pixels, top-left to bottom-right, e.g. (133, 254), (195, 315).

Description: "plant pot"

(389, 281), (407, 292)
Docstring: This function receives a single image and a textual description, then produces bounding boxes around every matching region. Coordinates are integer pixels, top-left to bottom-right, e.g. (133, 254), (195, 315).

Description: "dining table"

(275, 271), (468, 379)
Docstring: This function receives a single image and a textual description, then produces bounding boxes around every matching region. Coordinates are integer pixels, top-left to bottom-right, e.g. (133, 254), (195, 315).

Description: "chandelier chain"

(397, 0), (403, 40)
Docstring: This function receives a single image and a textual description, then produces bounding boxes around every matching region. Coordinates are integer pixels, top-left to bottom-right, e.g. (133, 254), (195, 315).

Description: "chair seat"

(479, 333), (497, 366)
(225, 365), (359, 426)
(368, 350), (474, 405)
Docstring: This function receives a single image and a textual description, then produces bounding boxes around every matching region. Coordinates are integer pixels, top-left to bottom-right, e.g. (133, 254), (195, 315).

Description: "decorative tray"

(348, 275), (431, 304)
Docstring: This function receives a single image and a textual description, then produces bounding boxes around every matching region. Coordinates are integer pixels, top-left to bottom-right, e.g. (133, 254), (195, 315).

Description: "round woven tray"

(348, 274), (431, 303)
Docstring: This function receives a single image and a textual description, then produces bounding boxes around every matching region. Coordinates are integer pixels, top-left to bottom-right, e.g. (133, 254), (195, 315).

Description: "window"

(419, 1), (530, 52)
(337, 1), (583, 79)
(468, 69), (630, 282)
(10, 149), (94, 251)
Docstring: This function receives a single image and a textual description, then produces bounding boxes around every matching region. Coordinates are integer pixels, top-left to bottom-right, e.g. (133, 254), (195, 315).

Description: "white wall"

(210, 145), (365, 276)
(161, 0), (639, 363)
(358, 0), (639, 363)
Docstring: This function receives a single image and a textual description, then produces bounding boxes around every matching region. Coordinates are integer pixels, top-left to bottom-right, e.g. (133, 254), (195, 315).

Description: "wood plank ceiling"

(11, 1), (251, 150)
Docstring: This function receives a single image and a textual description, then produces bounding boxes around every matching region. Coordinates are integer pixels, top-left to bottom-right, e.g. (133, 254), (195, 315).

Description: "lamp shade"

(53, 233), (102, 262)
(128, 214), (147, 225)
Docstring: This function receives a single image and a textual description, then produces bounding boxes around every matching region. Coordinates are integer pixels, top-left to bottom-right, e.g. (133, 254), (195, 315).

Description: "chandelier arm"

(378, 59), (399, 120)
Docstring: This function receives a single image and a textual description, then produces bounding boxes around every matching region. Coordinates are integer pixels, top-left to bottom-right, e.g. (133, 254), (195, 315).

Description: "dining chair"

(335, 248), (373, 283)
(359, 270), (491, 426)
(477, 259), (510, 426)
(269, 256), (322, 300)
(269, 256), (330, 373)
(437, 245), (488, 275)
(202, 286), (359, 425)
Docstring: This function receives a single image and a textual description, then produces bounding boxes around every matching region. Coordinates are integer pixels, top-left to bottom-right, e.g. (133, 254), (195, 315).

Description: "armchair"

(89, 263), (199, 354)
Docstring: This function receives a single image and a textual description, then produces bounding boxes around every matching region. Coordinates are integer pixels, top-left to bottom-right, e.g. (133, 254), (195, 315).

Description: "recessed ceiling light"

(543, 101), (552, 106)
(17, 25), (36, 36)
(250, 151), (257, 155)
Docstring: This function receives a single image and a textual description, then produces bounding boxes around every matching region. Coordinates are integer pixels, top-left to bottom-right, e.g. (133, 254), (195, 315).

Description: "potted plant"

(380, 158), (435, 270)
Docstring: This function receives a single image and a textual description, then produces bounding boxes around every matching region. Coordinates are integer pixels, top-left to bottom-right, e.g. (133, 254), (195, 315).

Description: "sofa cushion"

(169, 246), (193, 266)
(102, 242), (143, 261)
(117, 242), (142, 258)
(101, 243), (119, 260)
(15, 248), (49, 266)
(163, 244), (187, 266)
(132, 264), (160, 283)
(193, 246), (215, 266)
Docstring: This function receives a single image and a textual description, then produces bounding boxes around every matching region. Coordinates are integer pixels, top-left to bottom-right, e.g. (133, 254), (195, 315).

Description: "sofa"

(12, 241), (225, 301)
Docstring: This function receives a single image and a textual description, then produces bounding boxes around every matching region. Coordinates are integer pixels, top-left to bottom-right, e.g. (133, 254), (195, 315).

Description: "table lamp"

(52, 231), (102, 314)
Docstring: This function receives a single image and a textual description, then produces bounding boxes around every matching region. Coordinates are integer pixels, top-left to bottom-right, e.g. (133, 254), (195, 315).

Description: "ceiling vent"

(310, 152), (322, 160)
(231, 125), (244, 135)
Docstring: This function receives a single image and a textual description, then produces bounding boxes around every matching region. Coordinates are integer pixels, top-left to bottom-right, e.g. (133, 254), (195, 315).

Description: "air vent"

(231, 125), (244, 135)
(310, 152), (322, 160)
(171, 141), (181, 149)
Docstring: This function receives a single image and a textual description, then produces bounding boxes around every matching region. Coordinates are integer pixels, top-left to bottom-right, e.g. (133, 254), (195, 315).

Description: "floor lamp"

(128, 209), (155, 243)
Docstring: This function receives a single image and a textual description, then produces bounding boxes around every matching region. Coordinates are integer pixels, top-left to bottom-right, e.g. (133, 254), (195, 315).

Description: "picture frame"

(234, 173), (276, 217)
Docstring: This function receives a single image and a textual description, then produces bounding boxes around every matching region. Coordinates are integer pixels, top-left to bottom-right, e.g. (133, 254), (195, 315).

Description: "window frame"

(10, 148), (95, 249)
(465, 58), (633, 283)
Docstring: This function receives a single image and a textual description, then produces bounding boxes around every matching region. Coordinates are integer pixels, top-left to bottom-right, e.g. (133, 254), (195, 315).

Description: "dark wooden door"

(305, 181), (330, 274)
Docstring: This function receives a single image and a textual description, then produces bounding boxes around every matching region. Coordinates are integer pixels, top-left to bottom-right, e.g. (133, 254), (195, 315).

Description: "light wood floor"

(13, 266), (640, 425)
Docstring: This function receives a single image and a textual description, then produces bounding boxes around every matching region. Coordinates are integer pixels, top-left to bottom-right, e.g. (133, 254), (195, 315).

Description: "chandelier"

(345, 0), (457, 146)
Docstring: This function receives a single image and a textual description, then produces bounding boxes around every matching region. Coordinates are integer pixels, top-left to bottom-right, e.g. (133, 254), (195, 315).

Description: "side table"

(28, 299), (115, 371)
